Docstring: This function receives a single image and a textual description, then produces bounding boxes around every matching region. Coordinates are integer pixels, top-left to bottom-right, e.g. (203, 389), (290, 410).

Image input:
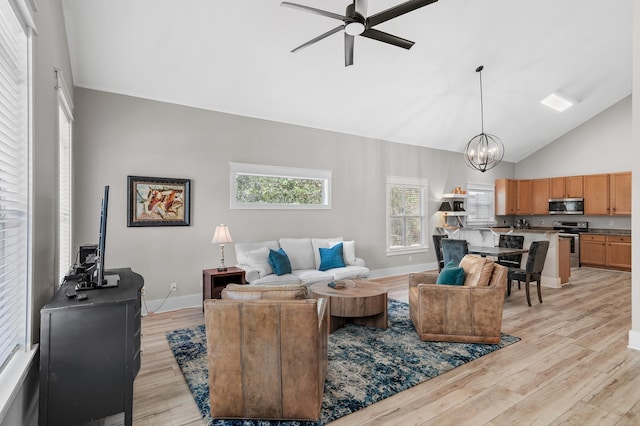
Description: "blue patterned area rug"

(166, 299), (519, 426)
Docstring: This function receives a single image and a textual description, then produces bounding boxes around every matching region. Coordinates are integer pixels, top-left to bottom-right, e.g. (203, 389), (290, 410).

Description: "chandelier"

(463, 65), (504, 172)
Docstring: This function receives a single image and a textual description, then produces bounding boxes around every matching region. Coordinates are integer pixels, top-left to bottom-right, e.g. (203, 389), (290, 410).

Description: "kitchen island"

(439, 227), (568, 288)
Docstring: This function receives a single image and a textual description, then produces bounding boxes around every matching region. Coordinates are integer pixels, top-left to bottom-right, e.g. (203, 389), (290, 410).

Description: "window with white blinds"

(466, 182), (496, 226)
(0, 0), (30, 372)
(386, 176), (428, 255)
(58, 89), (73, 282)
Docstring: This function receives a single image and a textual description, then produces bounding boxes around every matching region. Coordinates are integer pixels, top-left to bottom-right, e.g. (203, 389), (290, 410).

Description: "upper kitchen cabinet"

(516, 179), (532, 215)
(584, 174), (610, 215)
(550, 176), (583, 198)
(610, 172), (631, 215)
(495, 178), (517, 215)
(531, 178), (549, 215)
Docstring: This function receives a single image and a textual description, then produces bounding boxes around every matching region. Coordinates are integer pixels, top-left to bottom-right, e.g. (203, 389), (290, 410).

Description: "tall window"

(0, 0), (31, 372)
(57, 71), (73, 282)
(386, 176), (428, 255)
(466, 182), (496, 226)
(230, 162), (332, 209)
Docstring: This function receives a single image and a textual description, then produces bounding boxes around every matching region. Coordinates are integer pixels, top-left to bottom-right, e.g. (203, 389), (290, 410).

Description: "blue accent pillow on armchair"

(319, 243), (346, 271)
(436, 261), (466, 285)
(268, 248), (292, 276)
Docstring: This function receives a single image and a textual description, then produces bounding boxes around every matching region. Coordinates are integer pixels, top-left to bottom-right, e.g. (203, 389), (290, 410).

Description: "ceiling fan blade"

(367, 0), (437, 27)
(361, 28), (414, 49)
(354, 0), (368, 17)
(281, 2), (345, 21)
(291, 25), (344, 53)
(345, 33), (354, 66)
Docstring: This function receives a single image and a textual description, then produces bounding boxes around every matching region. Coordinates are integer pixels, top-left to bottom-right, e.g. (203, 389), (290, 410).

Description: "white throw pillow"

(245, 247), (273, 278)
(279, 238), (315, 270)
(330, 240), (357, 265)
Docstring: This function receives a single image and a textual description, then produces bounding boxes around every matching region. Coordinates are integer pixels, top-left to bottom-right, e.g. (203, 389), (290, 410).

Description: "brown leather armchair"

(204, 285), (328, 421)
(408, 255), (508, 344)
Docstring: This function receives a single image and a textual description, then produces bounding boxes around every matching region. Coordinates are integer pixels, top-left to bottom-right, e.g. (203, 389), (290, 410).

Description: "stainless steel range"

(553, 221), (588, 267)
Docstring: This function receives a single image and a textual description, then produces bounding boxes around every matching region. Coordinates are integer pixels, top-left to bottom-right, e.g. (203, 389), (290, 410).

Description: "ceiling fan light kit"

(281, 0), (438, 66)
(464, 65), (505, 173)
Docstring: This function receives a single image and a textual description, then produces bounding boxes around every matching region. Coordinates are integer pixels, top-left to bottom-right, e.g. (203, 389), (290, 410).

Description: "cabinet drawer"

(607, 235), (631, 244)
(581, 234), (606, 242)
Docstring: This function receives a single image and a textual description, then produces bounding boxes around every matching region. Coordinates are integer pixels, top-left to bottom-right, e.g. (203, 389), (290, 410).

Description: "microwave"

(548, 198), (584, 215)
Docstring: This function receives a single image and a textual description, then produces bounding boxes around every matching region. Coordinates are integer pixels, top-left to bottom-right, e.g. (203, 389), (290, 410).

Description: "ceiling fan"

(281, 0), (438, 67)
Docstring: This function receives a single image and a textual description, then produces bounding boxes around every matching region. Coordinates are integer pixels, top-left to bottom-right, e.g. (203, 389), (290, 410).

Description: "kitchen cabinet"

(580, 233), (631, 271)
(606, 235), (631, 271)
(583, 174), (610, 215)
(495, 179), (517, 215)
(550, 176), (583, 198)
(516, 179), (532, 215)
(558, 237), (571, 284)
(580, 234), (606, 267)
(531, 178), (549, 215)
(610, 172), (631, 215)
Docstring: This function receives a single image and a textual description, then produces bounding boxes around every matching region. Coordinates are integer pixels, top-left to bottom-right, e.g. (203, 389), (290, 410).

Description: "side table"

(202, 267), (246, 303)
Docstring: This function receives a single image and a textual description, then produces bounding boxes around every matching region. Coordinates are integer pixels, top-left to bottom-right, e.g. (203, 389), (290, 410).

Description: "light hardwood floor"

(133, 268), (640, 425)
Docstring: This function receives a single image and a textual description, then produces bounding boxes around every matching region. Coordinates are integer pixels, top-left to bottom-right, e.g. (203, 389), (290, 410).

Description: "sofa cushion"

(330, 240), (357, 265)
(319, 243), (346, 271)
(459, 255), (494, 287)
(279, 238), (316, 270)
(268, 248), (292, 276)
(436, 261), (465, 285)
(292, 269), (333, 285)
(235, 240), (280, 265)
(250, 273), (301, 286)
(221, 284), (307, 300)
(243, 247), (273, 278)
(327, 265), (370, 281)
(311, 237), (343, 269)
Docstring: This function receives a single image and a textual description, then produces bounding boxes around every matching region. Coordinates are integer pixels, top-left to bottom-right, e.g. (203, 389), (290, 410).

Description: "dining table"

(468, 245), (530, 258)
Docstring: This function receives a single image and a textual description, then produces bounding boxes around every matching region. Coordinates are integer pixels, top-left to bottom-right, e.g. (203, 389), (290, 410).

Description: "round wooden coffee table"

(308, 280), (388, 333)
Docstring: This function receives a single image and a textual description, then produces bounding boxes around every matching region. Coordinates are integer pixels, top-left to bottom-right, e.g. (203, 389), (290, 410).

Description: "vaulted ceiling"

(61, 0), (632, 162)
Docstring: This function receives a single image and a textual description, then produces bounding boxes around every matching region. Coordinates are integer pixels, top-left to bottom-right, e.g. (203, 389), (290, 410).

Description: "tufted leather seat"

(408, 255), (508, 344)
(204, 285), (327, 421)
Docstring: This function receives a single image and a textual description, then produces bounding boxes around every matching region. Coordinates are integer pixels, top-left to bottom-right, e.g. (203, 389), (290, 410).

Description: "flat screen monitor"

(77, 185), (119, 290)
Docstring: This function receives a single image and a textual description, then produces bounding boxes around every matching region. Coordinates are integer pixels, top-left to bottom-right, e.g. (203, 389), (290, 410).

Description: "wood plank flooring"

(133, 268), (639, 425)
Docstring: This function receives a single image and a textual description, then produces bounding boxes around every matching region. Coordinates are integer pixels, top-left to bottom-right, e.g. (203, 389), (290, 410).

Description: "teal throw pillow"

(436, 261), (466, 285)
(268, 248), (292, 276)
(319, 243), (346, 271)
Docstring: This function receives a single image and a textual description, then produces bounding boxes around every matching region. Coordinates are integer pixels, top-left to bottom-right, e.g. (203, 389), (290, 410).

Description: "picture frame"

(127, 176), (191, 227)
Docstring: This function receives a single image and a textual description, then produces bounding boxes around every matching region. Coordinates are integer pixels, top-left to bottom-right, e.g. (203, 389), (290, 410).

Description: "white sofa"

(234, 237), (369, 287)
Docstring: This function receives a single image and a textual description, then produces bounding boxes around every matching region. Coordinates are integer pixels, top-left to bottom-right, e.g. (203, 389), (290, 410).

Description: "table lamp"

(212, 224), (232, 271)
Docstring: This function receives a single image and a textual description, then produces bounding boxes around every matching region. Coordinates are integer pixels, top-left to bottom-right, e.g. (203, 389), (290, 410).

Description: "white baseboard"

(368, 262), (436, 279)
(141, 263), (438, 315)
(141, 293), (202, 316)
(628, 329), (640, 351)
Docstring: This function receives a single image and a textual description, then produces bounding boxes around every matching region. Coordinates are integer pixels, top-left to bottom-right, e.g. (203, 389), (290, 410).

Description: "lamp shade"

(212, 225), (232, 244)
(438, 201), (453, 212)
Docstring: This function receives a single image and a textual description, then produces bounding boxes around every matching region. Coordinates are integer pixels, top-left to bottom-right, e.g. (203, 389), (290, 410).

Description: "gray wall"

(2, 0), (74, 425)
(72, 88), (514, 304)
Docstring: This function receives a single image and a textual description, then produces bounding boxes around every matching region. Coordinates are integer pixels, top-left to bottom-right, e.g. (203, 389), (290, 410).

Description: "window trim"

(56, 69), (73, 283)
(465, 182), (497, 226)
(229, 162), (332, 210)
(386, 176), (428, 256)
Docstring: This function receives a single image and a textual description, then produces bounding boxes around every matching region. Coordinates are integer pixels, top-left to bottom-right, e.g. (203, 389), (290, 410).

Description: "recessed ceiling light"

(540, 92), (574, 112)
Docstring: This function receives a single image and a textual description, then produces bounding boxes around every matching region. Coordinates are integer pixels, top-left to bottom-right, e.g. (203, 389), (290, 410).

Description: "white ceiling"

(61, 0), (632, 162)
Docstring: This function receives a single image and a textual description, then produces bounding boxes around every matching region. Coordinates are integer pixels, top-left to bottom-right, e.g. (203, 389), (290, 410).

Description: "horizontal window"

(230, 163), (331, 209)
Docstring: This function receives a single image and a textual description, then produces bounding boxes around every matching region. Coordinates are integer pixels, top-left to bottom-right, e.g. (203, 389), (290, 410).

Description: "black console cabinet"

(39, 268), (143, 426)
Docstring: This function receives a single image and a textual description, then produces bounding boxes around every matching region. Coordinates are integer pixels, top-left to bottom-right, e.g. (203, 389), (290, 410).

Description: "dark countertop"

(491, 227), (558, 234)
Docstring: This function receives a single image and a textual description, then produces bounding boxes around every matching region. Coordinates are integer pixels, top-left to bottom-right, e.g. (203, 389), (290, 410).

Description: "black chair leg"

(525, 276), (532, 307)
(507, 279), (511, 296)
(537, 280), (543, 303)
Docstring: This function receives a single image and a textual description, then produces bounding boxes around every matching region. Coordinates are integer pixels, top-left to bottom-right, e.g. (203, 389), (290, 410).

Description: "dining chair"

(432, 234), (448, 272)
(497, 234), (525, 269)
(507, 240), (550, 306)
(440, 239), (469, 267)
